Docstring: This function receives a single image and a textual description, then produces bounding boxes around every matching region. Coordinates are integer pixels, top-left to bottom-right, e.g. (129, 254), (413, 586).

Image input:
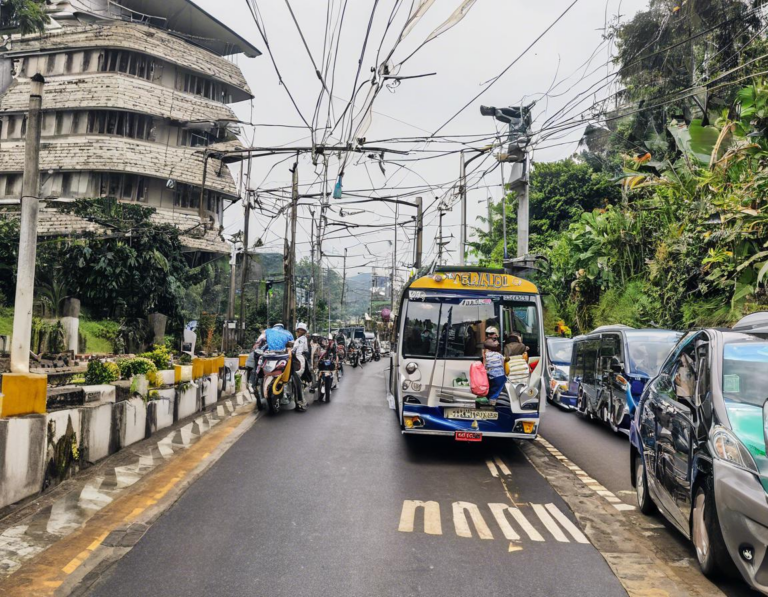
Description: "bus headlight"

(406, 362), (418, 374)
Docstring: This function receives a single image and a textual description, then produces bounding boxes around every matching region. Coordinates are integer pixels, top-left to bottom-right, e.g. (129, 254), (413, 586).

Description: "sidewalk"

(0, 392), (257, 593)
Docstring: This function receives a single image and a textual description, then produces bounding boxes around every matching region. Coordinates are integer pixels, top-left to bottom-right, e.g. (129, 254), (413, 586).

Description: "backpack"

(469, 361), (489, 397)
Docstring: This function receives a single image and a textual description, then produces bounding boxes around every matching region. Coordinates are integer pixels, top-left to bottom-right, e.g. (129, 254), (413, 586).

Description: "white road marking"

(493, 456), (512, 476)
(509, 507), (545, 542)
(488, 503), (522, 541)
(486, 459), (499, 478)
(398, 500), (442, 535)
(532, 504), (569, 542)
(537, 437), (635, 512)
(544, 503), (589, 544)
(453, 502), (494, 540)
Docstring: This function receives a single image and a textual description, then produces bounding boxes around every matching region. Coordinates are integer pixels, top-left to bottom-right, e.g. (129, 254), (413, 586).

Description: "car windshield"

(722, 341), (768, 407)
(625, 331), (682, 377)
(547, 338), (573, 365)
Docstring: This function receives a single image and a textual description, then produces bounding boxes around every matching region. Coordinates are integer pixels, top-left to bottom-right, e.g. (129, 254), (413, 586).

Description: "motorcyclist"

(255, 322), (294, 351)
(316, 334), (338, 398)
(293, 322), (313, 386)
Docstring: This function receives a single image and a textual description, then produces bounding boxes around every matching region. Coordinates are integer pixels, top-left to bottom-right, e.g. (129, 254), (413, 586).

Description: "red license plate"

(455, 431), (482, 442)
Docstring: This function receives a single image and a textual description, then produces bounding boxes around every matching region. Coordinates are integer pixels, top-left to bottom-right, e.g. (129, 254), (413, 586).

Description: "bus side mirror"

(610, 356), (623, 374)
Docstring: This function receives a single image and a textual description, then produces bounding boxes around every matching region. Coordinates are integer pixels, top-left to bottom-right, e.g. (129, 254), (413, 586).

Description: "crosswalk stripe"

(453, 502), (494, 540)
(532, 504), (569, 542)
(544, 504), (589, 544)
(398, 500), (442, 535)
(509, 507), (545, 542)
(488, 503), (521, 541)
(493, 456), (511, 476)
(485, 459), (499, 478)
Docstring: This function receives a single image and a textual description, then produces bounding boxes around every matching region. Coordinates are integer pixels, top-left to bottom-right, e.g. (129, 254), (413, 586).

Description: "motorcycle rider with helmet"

(292, 323), (313, 389)
(254, 323), (306, 411)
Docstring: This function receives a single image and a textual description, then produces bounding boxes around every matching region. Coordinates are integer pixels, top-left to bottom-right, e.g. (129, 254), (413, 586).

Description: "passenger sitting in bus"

(503, 332), (528, 358)
(480, 338), (507, 407)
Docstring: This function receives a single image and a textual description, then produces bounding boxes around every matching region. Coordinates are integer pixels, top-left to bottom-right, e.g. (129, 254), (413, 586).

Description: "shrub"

(139, 344), (173, 370)
(117, 356), (158, 381)
(85, 360), (120, 385)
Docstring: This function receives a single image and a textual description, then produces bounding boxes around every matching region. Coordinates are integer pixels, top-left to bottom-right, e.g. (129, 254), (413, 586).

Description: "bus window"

(503, 302), (541, 357)
(439, 300), (496, 358)
(599, 334), (622, 373)
(572, 341), (585, 379)
(583, 340), (600, 384)
(402, 302), (440, 358)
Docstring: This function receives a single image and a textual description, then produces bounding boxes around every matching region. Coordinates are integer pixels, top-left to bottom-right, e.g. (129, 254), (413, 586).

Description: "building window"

(96, 173), (147, 201)
(20, 116), (27, 137)
(100, 50), (155, 81)
(86, 110), (153, 140)
(2, 174), (19, 197)
(181, 72), (223, 101)
(82, 51), (91, 72)
(45, 54), (56, 74)
(178, 127), (226, 148)
(173, 183), (200, 210)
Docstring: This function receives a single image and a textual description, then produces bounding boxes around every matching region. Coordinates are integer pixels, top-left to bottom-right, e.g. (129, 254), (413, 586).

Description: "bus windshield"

(401, 295), (540, 360)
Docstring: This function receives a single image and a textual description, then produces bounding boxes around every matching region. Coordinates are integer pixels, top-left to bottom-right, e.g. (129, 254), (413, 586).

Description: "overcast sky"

(195, 0), (647, 282)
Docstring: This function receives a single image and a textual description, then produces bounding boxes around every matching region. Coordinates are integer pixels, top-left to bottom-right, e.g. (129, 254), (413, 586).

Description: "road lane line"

(486, 459), (499, 478)
(509, 508), (544, 542)
(532, 504), (569, 542)
(537, 437), (636, 512)
(452, 502), (494, 540)
(488, 503), (521, 541)
(398, 500), (442, 535)
(544, 504), (589, 544)
(493, 456), (512, 476)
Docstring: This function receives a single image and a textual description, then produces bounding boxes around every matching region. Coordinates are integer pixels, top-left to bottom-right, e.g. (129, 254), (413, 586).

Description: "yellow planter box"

(218, 355), (225, 370)
(0, 373), (48, 417)
(239, 354), (248, 368)
(174, 364), (193, 383)
(192, 358), (204, 379)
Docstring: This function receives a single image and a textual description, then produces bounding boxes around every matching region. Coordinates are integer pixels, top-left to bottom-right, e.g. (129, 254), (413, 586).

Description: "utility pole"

(10, 74), (44, 374)
(438, 206), (445, 264)
(518, 152), (530, 257)
(459, 152), (466, 265)
(238, 195), (251, 345)
(310, 211), (316, 332)
(341, 248), (347, 323)
(414, 196), (423, 269)
(391, 203), (397, 309)
(283, 158), (299, 329)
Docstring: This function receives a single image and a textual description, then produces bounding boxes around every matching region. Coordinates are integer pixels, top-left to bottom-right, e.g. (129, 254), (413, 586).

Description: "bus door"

(502, 298), (543, 410)
(437, 297), (497, 403)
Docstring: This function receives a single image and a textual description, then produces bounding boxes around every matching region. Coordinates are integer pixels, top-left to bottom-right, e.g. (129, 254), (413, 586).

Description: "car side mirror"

(763, 399), (768, 451)
(610, 356), (623, 374)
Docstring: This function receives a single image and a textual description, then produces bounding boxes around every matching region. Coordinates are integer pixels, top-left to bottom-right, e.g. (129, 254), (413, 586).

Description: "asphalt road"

(538, 404), (632, 499)
(86, 361), (627, 597)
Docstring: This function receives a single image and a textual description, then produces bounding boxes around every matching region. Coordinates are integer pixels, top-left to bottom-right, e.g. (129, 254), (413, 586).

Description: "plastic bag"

(470, 362), (489, 396)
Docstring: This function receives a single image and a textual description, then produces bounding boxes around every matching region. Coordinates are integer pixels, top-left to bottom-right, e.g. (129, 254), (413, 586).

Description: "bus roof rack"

(590, 324), (635, 334)
(733, 312), (768, 333)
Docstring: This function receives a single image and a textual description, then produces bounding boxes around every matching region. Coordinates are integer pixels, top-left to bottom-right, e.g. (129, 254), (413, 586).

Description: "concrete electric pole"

(283, 159), (299, 330)
(10, 74), (45, 374)
(414, 196), (423, 270)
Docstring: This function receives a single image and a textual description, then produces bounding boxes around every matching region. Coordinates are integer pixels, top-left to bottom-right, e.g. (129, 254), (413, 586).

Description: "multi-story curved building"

(0, 0), (259, 253)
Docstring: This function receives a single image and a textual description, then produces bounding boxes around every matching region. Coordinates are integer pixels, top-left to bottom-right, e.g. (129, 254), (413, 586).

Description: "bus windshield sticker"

(505, 294), (536, 302)
(409, 291), (426, 301)
(460, 299), (493, 306)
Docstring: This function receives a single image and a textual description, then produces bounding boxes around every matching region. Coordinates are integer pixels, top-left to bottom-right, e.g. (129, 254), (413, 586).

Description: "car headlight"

(712, 427), (759, 474)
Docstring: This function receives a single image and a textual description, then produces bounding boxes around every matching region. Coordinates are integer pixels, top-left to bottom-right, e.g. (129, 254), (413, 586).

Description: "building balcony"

(0, 135), (238, 196)
(5, 22), (252, 99)
(0, 74), (238, 124)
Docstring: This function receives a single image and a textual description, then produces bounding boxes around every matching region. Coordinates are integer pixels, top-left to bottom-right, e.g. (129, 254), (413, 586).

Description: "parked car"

(630, 312), (768, 591)
(570, 325), (682, 432)
(546, 336), (576, 409)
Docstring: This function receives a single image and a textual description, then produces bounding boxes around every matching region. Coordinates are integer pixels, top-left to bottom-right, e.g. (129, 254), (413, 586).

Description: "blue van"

(569, 326), (682, 433)
(545, 336), (576, 409)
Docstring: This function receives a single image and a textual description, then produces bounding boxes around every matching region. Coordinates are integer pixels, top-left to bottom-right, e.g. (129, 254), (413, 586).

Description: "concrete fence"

(0, 355), (246, 512)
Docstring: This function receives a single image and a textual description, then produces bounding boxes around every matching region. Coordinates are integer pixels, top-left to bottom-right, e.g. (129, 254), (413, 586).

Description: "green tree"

(1, 0), (49, 34)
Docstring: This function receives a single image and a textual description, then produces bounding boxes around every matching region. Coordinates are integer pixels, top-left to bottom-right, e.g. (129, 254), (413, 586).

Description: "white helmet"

(328, 333), (334, 340)
(296, 322), (308, 332)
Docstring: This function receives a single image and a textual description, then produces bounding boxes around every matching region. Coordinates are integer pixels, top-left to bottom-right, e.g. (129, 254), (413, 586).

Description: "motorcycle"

(360, 342), (371, 364)
(372, 340), (381, 362)
(317, 354), (335, 402)
(348, 341), (361, 368)
(254, 349), (305, 414)
(335, 341), (346, 379)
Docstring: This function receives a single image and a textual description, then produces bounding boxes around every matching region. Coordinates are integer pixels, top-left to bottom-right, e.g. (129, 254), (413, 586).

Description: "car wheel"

(577, 387), (588, 415)
(692, 477), (736, 578)
(609, 398), (621, 434)
(634, 455), (656, 515)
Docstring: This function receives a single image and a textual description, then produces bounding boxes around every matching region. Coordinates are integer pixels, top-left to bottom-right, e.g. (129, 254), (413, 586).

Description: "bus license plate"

(445, 409), (498, 421)
(455, 431), (482, 442)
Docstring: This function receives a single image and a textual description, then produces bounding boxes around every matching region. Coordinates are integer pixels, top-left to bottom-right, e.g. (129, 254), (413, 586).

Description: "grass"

(79, 319), (116, 354)
(0, 309), (116, 354)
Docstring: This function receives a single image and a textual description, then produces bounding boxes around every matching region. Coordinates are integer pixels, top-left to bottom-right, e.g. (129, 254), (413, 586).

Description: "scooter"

(254, 349), (305, 414)
(372, 341), (381, 362)
(348, 342), (361, 368)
